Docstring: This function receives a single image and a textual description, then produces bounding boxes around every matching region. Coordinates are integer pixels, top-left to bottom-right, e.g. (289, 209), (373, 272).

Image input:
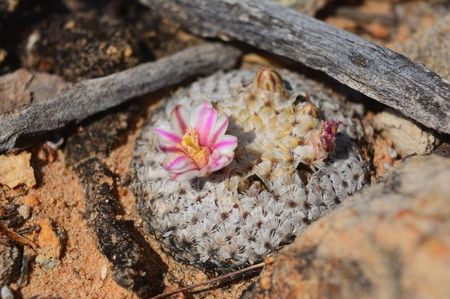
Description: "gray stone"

(0, 286), (14, 299)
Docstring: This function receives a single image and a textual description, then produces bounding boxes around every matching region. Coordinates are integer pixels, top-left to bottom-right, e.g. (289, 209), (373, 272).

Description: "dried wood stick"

(0, 223), (38, 251)
(0, 43), (241, 153)
(150, 261), (267, 299)
(142, 0), (450, 134)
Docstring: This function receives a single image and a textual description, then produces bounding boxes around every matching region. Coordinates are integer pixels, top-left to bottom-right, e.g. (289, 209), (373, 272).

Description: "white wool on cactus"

(132, 67), (368, 272)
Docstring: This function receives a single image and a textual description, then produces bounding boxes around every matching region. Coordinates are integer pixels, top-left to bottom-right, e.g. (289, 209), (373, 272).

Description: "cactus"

(132, 67), (368, 271)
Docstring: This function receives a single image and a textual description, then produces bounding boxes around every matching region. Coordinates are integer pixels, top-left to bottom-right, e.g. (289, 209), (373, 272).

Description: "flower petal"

(208, 153), (234, 173)
(155, 101), (237, 181)
(153, 125), (182, 145)
(170, 104), (189, 135)
(213, 135), (238, 154)
(164, 154), (196, 172)
(207, 115), (229, 148)
(189, 102), (209, 128)
(192, 102), (217, 147)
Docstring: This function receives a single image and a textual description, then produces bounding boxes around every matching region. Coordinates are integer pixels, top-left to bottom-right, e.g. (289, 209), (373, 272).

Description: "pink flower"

(153, 101), (238, 181)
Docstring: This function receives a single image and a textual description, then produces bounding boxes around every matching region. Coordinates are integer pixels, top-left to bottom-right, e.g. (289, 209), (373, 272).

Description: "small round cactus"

(132, 67), (367, 271)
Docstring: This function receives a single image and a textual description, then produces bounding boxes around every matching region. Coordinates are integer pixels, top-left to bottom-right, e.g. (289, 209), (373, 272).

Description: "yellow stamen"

(179, 128), (210, 168)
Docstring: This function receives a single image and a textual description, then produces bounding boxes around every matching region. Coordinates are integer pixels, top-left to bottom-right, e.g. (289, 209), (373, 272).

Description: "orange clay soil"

(11, 110), (254, 299)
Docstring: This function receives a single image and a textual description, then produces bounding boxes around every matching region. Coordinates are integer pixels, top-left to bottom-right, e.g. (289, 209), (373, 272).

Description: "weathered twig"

(0, 223), (38, 251)
(150, 261), (267, 299)
(0, 43), (241, 153)
(142, 0), (450, 134)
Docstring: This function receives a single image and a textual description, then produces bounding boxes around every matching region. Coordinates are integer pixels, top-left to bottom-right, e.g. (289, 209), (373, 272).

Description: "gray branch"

(141, 0), (450, 134)
(0, 43), (241, 153)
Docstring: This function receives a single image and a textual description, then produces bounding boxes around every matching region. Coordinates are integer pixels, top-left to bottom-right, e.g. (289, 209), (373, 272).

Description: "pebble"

(23, 195), (40, 208)
(17, 205), (31, 219)
(0, 286), (14, 299)
(0, 152), (36, 189)
(35, 218), (64, 269)
(100, 265), (108, 280)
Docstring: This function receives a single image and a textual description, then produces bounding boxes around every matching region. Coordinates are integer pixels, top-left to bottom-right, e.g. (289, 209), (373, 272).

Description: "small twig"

(0, 43), (241, 153)
(142, 0), (450, 134)
(0, 223), (38, 251)
(150, 261), (268, 299)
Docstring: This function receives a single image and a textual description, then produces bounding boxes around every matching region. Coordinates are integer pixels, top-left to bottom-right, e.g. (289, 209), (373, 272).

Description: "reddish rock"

(23, 195), (40, 208)
(247, 155), (450, 299)
(0, 151), (36, 189)
(35, 218), (64, 269)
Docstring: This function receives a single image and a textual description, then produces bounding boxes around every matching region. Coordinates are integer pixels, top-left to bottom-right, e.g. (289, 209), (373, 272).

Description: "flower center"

(179, 128), (210, 168)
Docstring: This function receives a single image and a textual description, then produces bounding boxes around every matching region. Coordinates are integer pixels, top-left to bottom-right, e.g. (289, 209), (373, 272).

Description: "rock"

(0, 236), (20, 286)
(372, 110), (439, 156)
(0, 69), (68, 114)
(246, 155), (450, 299)
(0, 286), (14, 299)
(392, 13), (450, 81)
(26, 72), (69, 104)
(0, 70), (33, 114)
(23, 195), (40, 208)
(100, 265), (108, 281)
(35, 219), (64, 269)
(0, 152), (36, 189)
(17, 205), (31, 220)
